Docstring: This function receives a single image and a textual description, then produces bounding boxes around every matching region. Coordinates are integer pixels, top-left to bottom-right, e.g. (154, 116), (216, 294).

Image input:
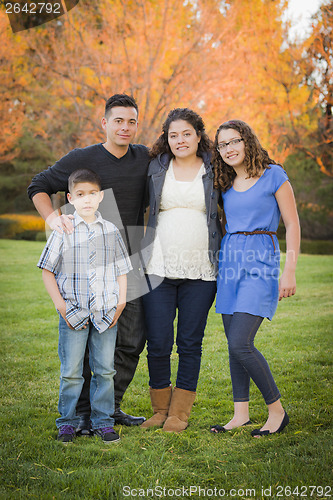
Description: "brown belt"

(234, 230), (277, 251)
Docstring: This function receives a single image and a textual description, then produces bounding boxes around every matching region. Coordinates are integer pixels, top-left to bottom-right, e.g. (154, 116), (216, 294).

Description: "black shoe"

(113, 408), (146, 426)
(210, 420), (252, 433)
(76, 414), (93, 436)
(251, 411), (289, 437)
(94, 427), (120, 443)
(57, 425), (76, 444)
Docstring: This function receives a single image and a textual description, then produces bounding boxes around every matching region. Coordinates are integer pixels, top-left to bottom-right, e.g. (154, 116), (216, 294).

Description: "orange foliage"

(0, 0), (331, 173)
(0, 213), (45, 231)
(0, 213), (45, 239)
(0, 14), (27, 161)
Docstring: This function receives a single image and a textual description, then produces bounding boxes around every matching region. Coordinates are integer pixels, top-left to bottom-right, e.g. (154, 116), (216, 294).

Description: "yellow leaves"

(0, 214), (46, 240)
(63, 79), (75, 92)
(0, 214), (45, 233)
(78, 67), (100, 88)
(0, 0), (329, 171)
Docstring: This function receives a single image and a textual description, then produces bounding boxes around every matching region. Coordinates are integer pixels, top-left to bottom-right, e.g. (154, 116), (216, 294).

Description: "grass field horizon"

(0, 239), (332, 500)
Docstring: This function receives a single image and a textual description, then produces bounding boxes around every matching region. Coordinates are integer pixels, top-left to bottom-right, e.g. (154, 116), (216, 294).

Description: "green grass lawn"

(0, 239), (332, 500)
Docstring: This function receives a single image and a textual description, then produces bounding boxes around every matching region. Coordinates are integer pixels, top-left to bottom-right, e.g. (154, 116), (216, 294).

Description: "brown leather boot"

(162, 387), (196, 433)
(140, 386), (172, 428)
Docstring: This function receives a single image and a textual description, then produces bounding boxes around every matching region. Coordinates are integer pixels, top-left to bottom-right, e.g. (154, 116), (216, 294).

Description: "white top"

(146, 160), (215, 281)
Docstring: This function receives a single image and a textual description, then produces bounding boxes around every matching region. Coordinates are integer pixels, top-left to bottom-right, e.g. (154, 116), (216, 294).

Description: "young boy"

(38, 169), (132, 444)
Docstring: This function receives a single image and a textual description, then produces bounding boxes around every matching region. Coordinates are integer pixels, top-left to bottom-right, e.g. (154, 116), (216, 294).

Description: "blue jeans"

(56, 316), (117, 429)
(143, 277), (216, 391)
(222, 312), (281, 405)
(76, 296), (146, 414)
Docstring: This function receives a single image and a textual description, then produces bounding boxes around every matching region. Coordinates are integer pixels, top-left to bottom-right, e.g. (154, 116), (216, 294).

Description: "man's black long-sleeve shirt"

(28, 142), (149, 231)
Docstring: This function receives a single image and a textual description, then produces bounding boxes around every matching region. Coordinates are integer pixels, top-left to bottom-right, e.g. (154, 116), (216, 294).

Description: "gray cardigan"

(141, 152), (222, 276)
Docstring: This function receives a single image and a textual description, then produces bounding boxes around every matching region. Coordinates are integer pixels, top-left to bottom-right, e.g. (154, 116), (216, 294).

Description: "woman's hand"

(278, 269), (296, 301)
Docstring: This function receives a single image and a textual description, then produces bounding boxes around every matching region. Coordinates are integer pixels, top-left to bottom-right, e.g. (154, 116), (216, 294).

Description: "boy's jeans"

(56, 316), (117, 430)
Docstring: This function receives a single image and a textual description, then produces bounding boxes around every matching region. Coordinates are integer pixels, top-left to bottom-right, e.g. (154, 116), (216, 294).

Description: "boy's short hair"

(68, 169), (102, 193)
(105, 93), (138, 119)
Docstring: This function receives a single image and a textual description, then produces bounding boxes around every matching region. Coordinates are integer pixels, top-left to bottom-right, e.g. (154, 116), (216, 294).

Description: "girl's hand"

(278, 269), (296, 301)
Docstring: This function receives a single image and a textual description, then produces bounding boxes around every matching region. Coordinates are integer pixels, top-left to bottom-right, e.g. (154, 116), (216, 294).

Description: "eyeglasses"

(217, 138), (243, 152)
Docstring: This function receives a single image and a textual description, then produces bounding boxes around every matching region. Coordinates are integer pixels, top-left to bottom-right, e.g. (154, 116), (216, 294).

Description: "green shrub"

(0, 218), (16, 239)
(0, 214), (45, 240)
(276, 240), (333, 255)
(301, 239), (333, 255)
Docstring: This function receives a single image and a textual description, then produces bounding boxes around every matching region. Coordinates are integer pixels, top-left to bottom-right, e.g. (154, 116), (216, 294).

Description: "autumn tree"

(0, 0), (332, 235)
(8, 0), (238, 146)
(1, 0), (240, 207)
(1, 0), (323, 157)
(300, 1), (333, 176)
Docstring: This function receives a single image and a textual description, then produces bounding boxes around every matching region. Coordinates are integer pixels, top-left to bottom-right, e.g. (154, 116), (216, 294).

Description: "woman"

(211, 120), (300, 437)
(140, 108), (222, 433)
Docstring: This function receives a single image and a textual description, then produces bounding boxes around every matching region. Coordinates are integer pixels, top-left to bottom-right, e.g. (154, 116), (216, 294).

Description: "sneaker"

(57, 425), (76, 444)
(94, 426), (120, 443)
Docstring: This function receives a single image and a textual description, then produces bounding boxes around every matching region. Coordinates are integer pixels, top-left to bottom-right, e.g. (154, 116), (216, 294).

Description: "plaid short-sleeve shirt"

(38, 211), (132, 332)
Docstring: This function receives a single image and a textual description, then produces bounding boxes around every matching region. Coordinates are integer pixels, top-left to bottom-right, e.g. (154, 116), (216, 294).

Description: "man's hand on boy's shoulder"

(47, 213), (75, 235)
(110, 303), (126, 328)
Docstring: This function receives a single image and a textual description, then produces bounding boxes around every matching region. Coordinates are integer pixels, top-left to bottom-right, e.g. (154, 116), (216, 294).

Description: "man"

(28, 94), (149, 429)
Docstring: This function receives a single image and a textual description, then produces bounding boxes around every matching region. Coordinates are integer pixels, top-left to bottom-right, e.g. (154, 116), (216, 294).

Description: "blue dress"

(215, 164), (289, 320)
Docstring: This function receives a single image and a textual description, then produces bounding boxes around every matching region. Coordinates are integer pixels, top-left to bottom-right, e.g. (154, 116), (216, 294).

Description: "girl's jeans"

(222, 312), (281, 405)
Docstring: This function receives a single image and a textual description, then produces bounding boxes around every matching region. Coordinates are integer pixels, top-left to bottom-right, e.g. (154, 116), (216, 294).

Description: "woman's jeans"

(57, 316), (117, 429)
(222, 312), (281, 405)
(143, 276), (216, 392)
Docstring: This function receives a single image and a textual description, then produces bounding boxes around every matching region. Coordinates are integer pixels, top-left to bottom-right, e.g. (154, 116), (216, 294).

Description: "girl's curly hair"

(212, 120), (278, 192)
(150, 108), (212, 159)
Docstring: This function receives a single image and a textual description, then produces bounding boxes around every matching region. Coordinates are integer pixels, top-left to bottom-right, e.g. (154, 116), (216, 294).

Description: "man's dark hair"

(105, 93), (138, 118)
(68, 169), (102, 193)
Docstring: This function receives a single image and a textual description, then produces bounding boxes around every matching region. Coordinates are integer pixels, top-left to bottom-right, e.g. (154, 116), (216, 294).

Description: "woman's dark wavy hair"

(150, 108), (212, 158)
(212, 120), (278, 192)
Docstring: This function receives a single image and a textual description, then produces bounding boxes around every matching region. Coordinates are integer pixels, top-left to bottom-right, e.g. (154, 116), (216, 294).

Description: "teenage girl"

(211, 120), (300, 437)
